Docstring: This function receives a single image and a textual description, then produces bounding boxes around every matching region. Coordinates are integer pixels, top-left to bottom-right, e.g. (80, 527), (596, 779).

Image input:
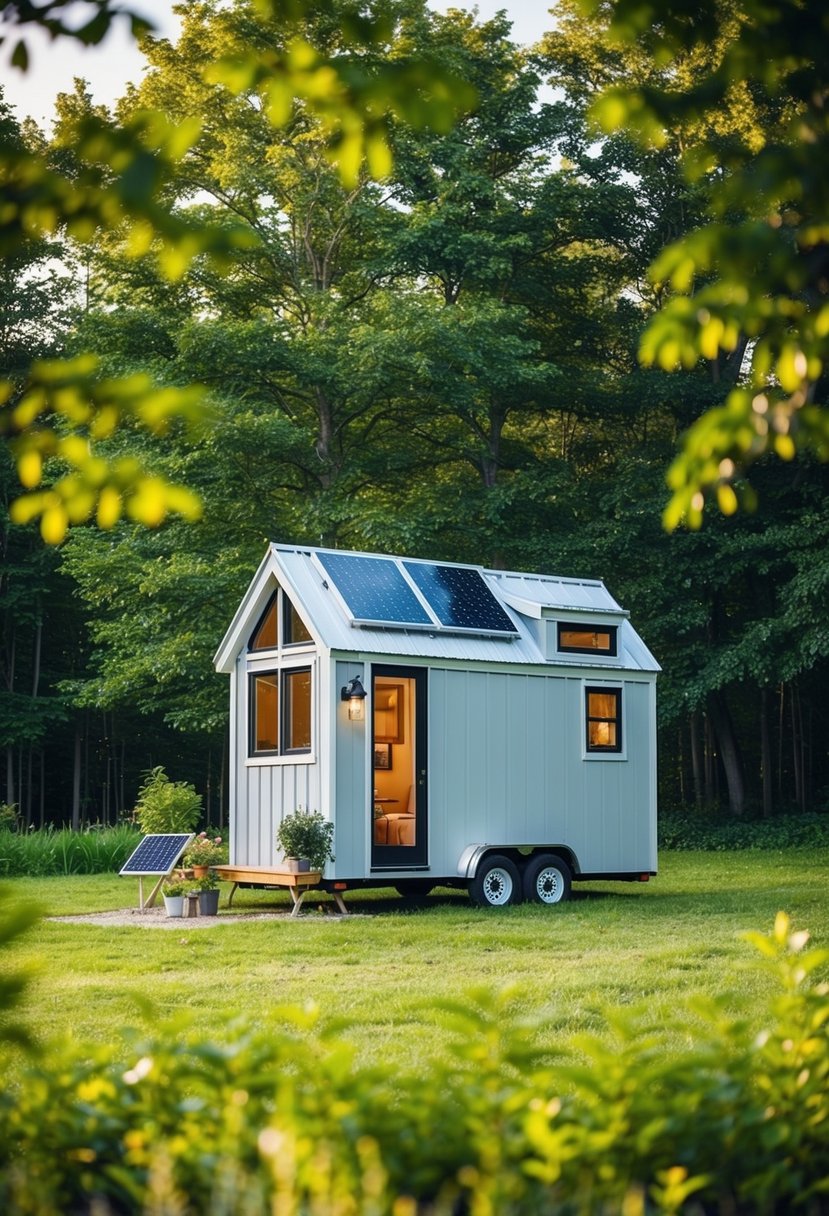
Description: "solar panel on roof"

(317, 552), (432, 626)
(120, 834), (193, 876)
(403, 562), (518, 634)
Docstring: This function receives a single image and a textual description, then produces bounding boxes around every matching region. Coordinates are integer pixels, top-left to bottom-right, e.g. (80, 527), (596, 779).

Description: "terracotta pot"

(191, 865), (209, 878)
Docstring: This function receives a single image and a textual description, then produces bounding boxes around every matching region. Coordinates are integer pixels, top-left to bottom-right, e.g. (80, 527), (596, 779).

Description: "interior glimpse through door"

(371, 667), (427, 866)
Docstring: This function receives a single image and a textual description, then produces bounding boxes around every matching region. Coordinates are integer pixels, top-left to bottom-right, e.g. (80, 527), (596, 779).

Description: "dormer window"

(558, 623), (617, 657)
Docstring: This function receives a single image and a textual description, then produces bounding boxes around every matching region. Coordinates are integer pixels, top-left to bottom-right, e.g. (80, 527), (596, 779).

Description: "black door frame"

(370, 664), (428, 869)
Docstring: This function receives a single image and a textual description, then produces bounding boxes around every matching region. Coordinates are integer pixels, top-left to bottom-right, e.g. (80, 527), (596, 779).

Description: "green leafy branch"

(583, 0), (829, 528)
(1, 357), (205, 542)
(2, 0), (476, 542)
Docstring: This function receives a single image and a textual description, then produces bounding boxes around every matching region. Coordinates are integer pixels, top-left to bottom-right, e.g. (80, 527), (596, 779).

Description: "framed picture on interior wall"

(373, 742), (392, 770)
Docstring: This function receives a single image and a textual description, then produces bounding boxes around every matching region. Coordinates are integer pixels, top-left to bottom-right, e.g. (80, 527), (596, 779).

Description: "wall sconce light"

(341, 676), (367, 721)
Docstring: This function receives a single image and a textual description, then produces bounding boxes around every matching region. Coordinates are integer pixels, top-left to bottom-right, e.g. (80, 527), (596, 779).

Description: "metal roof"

(214, 543), (660, 674)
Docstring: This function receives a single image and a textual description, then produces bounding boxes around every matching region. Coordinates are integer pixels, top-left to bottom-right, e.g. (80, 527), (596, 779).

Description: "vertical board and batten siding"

(428, 668), (656, 876)
(334, 659), (368, 877)
(231, 650), (324, 868)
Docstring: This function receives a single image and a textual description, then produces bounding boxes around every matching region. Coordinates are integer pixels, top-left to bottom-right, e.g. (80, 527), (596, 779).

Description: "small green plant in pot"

(276, 809), (335, 872)
(162, 876), (189, 917)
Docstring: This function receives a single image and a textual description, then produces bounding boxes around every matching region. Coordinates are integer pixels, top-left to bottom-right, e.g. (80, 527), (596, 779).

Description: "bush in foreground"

(0, 907), (827, 1214)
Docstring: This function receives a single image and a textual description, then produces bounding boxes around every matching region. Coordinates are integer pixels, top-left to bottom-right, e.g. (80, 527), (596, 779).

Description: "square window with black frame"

(585, 687), (622, 753)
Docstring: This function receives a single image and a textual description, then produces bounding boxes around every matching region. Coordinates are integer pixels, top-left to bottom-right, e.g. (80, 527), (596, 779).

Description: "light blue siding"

(334, 660), (368, 877)
(427, 668), (655, 876)
(230, 651), (323, 868)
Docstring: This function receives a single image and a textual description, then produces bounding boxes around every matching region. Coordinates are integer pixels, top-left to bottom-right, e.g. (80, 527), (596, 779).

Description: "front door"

(370, 665), (428, 868)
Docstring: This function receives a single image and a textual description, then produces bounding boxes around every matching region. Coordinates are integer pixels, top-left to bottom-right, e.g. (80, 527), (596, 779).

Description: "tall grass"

(0, 826), (140, 876)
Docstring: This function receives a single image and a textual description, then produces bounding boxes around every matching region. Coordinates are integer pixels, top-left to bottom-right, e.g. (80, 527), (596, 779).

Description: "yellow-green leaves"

(207, 8), (475, 188)
(2, 359), (205, 543)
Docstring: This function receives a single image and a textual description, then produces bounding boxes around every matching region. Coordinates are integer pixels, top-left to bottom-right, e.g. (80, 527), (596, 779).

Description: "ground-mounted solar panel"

(317, 551), (432, 627)
(120, 834), (193, 876)
(403, 562), (519, 635)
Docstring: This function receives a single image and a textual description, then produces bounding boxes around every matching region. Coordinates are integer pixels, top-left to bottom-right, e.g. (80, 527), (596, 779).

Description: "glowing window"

(250, 594), (278, 650)
(559, 623), (617, 656)
(283, 668), (312, 751)
(249, 669), (312, 756)
(585, 687), (622, 753)
(252, 673), (279, 752)
(284, 599), (312, 645)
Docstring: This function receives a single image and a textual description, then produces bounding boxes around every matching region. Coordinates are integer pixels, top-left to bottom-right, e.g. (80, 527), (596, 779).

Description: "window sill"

(246, 754), (316, 767)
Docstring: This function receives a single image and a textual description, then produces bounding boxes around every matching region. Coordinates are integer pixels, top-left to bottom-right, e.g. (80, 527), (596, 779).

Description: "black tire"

(468, 854), (522, 908)
(395, 881), (434, 899)
(522, 853), (572, 906)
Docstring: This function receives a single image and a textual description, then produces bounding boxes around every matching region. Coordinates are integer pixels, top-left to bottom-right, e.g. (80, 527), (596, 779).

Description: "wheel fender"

(456, 844), (490, 880)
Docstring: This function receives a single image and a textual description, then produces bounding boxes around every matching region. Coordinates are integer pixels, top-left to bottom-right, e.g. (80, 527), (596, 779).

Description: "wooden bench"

(213, 865), (348, 917)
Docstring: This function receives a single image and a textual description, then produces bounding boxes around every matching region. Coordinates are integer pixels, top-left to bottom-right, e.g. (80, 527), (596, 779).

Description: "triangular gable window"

(249, 593), (278, 651)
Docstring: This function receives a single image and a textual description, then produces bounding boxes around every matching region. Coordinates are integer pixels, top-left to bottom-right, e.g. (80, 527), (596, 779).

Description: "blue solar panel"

(120, 834), (193, 875)
(403, 562), (517, 634)
(317, 552), (432, 626)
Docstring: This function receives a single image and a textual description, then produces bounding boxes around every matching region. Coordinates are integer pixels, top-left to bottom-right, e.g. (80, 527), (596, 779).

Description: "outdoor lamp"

(341, 676), (367, 721)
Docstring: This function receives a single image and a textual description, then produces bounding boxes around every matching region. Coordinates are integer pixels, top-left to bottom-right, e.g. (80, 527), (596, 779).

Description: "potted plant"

(194, 871), (221, 916)
(276, 809), (335, 873)
(183, 832), (226, 878)
(162, 877), (189, 917)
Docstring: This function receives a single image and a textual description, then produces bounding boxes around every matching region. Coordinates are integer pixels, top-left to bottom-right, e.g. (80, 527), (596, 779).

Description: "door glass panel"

(372, 675), (416, 848)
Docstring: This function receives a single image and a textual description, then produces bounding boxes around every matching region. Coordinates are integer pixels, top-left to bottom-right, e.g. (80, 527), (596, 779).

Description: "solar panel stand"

(138, 874), (169, 911)
(119, 833), (195, 910)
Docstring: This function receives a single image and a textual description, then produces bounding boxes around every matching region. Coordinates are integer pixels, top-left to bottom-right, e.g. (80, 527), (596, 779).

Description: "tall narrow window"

(250, 594), (278, 651)
(283, 668), (312, 752)
(559, 623), (617, 656)
(252, 673), (279, 752)
(585, 687), (622, 753)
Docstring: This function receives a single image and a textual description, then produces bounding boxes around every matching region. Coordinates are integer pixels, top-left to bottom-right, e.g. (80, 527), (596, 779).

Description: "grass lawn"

(4, 848), (828, 1066)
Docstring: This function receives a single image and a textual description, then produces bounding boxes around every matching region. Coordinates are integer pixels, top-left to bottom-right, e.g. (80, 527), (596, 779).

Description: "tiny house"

(213, 544), (659, 907)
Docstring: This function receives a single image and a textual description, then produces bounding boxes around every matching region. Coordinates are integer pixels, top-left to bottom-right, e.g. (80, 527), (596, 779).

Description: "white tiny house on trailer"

(214, 544), (659, 908)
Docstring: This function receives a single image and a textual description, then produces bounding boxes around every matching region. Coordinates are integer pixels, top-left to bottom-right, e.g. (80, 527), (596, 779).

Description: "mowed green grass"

(4, 849), (827, 1066)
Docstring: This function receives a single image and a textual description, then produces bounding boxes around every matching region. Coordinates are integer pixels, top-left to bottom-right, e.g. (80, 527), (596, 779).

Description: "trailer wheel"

(469, 854), (522, 907)
(523, 853), (572, 905)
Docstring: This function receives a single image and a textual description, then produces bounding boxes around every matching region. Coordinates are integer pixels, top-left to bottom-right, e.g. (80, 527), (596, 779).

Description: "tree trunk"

(689, 713), (703, 808)
(791, 682), (806, 811)
(706, 691), (745, 816)
(760, 686), (773, 818)
(72, 727), (82, 831)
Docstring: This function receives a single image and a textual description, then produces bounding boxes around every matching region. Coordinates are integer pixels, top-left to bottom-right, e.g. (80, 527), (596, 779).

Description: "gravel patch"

(47, 906), (345, 928)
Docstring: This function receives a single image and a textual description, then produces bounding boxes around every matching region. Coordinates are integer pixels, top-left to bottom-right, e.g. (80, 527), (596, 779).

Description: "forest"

(2, 0), (828, 829)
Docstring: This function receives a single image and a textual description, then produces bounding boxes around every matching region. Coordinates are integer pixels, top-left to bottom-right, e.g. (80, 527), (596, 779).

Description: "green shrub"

(0, 804), (19, 831)
(0, 911), (827, 1214)
(658, 810), (829, 851)
(0, 825), (140, 876)
(133, 765), (202, 835)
